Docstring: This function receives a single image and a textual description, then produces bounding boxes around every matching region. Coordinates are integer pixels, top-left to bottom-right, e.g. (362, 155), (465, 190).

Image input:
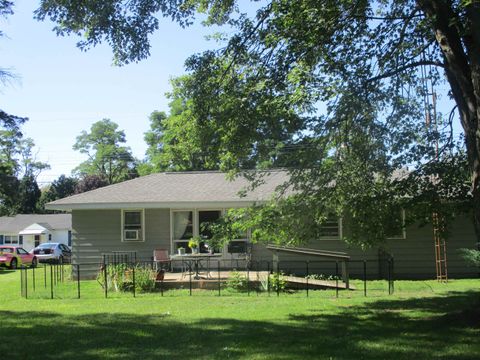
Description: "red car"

(0, 246), (37, 269)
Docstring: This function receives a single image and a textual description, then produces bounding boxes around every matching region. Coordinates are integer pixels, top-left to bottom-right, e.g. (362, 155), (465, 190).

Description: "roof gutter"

(45, 200), (265, 211)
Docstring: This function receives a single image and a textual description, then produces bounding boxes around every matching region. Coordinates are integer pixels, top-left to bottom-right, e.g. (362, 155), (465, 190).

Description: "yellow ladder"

(432, 212), (448, 282)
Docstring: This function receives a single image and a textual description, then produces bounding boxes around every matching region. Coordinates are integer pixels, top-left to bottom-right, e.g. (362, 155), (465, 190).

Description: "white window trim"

(171, 209), (195, 253)
(4, 234), (19, 245)
(198, 209), (228, 255)
(319, 217), (343, 240)
(121, 209), (145, 242)
(170, 208), (250, 256)
(197, 208), (224, 239)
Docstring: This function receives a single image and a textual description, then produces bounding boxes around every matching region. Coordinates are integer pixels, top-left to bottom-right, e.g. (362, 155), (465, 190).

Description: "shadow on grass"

(0, 291), (478, 360)
(0, 269), (15, 275)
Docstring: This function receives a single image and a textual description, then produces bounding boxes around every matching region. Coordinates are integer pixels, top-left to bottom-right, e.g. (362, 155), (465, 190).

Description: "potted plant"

(188, 236), (201, 254)
(178, 246), (185, 255)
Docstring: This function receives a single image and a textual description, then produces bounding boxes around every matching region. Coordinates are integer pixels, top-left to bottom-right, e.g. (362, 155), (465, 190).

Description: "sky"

(1, 1), (462, 187)
(1, 0), (227, 185)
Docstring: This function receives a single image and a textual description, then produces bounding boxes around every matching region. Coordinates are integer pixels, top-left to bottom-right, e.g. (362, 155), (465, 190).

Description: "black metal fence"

(19, 258), (395, 300)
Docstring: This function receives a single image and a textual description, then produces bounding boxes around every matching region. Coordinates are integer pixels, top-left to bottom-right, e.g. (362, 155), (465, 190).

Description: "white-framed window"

(319, 216), (342, 239)
(4, 235), (19, 245)
(198, 209), (223, 253)
(172, 210), (194, 253)
(170, 209), (250, 255)
(121, 209), (145, 242)
(387, 210), (407, 240)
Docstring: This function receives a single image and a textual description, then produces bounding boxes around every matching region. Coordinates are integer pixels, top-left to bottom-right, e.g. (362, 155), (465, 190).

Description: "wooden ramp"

(283, 275), (355, 290)
(266, 245), (352, 289)
(158, 271), (354, 290)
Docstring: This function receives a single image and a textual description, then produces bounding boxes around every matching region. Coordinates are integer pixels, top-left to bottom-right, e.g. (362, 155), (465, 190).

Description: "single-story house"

(0, 214), (72, 251)
(45, 171), (478, 279)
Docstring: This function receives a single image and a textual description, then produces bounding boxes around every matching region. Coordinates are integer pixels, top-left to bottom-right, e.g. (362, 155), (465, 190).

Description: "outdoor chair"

(153, 249), (172, 272)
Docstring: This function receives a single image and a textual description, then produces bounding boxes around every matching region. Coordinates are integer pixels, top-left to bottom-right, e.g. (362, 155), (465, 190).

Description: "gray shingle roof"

(47, 170), (290, 210)
(0, 214), (72, 233)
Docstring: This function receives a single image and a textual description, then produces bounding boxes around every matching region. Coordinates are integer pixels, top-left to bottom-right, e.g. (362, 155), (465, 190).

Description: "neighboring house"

(0, 214), (72, 252)
(45, 171), (477, 279)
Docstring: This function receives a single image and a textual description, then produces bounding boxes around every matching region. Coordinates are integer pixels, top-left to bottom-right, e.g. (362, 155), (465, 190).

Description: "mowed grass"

(0, 268), (479, 359)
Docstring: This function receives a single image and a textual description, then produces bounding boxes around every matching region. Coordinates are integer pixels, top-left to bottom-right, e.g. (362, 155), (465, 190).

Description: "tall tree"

(0, 134), (49, 215)
(35, 1), (480, 245)
(1, 0), (30, 214)
(38, 174), (78, 211)
(1, 0), (25, 129)
(73, 119), (137, 184)
(16, 174), (41, 214)
(141, 79), (223, 174)
(141, 110), (167, 175)
(74, 174), (109, 194)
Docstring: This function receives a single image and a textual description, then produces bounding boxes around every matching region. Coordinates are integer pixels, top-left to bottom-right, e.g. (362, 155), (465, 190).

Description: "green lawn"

(1, 268), (479, 359)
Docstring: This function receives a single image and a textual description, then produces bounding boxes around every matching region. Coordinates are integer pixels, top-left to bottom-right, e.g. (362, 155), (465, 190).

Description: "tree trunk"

(418, 0), (480, 245)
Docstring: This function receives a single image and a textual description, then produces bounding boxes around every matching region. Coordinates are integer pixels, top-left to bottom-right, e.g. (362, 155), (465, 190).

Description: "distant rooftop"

(0, 214), (71, 233)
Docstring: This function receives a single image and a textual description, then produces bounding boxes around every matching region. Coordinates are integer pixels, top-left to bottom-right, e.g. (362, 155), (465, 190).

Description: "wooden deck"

(158, 271), (353, 290)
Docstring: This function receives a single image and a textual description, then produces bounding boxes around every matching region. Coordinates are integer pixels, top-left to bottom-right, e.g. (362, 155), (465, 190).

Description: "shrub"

(305, 273), (341, 281)
(225, 270), (248, 292)
(96, 264), (130, 292)
(269, 271), (287, 292)
(96, 264), (156, 293)
(134, 266), (156, 293)
(460, 248), (480, 267)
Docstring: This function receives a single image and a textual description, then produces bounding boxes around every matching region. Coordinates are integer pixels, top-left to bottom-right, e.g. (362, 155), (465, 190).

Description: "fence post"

(276, 261), (280, 297)
(77, 264), (81, 299)
(218, 260), (221, 297)
(267, 261), (271, 296)
(44, 264), (47, 289)
(32, 265), (36, 292)
(189, 261), (192, 296)
(335, 261), (339, 298)
(24, 267), (28, 299)
(255, 261), (259, 296)
(387, 258), (392, 295)
(391, 258), (394, 294)
(103, 256), (108, 299)
(50, 264), (54, 299)
(20, 265), (24, 297)
(160, 274), (164, 297)
(363, 260), (367, 297)
(247, 265), (250, 296)
(388, 258), (394, 295)
(132, 265), (136, 298)
(306, 261), (309, 298)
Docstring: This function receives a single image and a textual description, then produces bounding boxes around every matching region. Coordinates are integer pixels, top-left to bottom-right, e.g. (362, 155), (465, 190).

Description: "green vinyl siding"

(72, 209), (170, 278)
(251, 215), (477, 279)
(71, 208), (477, 280)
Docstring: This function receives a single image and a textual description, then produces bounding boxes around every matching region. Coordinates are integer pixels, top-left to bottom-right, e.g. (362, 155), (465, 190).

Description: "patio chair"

(153, 249), (171, 272)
